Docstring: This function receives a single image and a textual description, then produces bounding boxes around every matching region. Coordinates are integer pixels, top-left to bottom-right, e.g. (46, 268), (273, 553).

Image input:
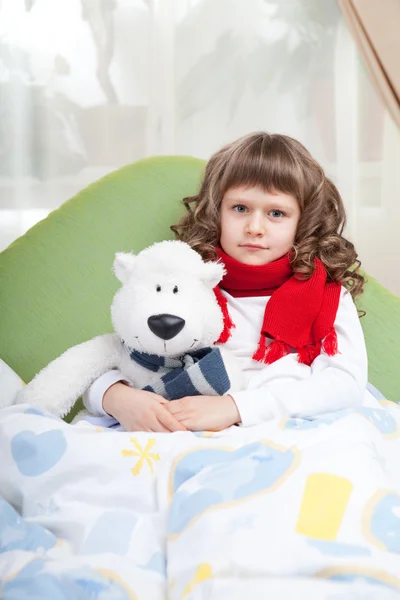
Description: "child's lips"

(240, 244), (267, 251)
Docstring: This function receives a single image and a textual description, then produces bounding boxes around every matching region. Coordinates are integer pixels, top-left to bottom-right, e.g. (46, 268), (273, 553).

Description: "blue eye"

(233, 205), (247, 213)
(270, 210), (285, 218)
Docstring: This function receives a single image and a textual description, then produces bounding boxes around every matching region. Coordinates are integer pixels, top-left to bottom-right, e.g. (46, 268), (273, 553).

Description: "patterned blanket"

(1, 395), (400, 599)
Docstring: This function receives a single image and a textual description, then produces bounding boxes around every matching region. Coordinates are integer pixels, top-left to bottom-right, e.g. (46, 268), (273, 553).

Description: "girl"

(83, 132), (367, 433)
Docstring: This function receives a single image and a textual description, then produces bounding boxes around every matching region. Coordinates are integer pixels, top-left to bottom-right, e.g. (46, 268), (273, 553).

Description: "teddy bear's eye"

(156, 285), (162, 292)
(173, 286), (179, 294)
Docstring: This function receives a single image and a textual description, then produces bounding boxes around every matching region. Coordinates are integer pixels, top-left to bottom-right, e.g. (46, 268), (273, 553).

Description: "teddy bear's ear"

(200, 260), (225, 288)
(113, 252), (136, 283)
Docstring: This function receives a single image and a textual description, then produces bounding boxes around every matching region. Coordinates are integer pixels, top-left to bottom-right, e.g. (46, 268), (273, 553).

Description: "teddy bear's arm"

(15, 333), (124, 418)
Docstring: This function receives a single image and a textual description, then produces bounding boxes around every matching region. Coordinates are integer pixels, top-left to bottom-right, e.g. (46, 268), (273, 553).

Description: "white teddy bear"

(14, 240), (244, 419)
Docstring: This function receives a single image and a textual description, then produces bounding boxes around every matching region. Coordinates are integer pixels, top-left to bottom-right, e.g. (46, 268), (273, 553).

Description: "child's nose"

(245, 214), (265, 235)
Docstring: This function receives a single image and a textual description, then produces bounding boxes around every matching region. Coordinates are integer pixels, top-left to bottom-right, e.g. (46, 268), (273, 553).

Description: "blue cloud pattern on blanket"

(0, 496), (57, 554)
(24, 407), (60, 420)
(24, 407), (46, 416)
(283, 410), (351, 430)
(171, 448), (234, 493)
(82, 510), (138, 556)
(368, 492), (400, 554)
(283, 407), (399, 436)
(169, 441), (298, 535)
(2, 561), (134, 600)
(325, 571), (399, 591)
(11, 429), (67, 476)
(355, 408), (398, 436)
(142, 552), (166, 576)
(307, 539), (371, 556)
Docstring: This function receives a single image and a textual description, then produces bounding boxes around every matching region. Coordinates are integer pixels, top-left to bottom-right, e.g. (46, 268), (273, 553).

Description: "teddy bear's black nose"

(147, 314), (185, 340)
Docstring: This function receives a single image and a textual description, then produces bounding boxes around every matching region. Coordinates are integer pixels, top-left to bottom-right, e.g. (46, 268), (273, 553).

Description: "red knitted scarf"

(214, 248), (342, 366)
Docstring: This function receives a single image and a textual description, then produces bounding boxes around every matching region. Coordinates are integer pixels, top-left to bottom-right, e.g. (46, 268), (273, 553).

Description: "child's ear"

(113, 252), (136, 283)
(200, 260), (225, 289)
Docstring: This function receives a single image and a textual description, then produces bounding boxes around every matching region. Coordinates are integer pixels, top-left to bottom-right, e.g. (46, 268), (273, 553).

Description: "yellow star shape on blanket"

(122, 438), (160, 476)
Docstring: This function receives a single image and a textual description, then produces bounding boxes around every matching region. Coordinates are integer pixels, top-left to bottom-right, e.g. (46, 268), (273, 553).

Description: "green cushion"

(356, 274), (400, 401)
(0, 155), (399, 419)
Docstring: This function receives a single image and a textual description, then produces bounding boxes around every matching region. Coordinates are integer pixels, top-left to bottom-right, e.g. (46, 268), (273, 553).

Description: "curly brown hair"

(171, 131), (365, 299)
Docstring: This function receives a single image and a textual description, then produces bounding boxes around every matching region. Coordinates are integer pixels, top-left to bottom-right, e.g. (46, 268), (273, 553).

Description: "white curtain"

(1, 0), (399, 294)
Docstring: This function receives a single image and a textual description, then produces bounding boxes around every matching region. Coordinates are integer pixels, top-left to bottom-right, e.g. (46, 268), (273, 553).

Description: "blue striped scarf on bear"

(126, 346), (231, 400)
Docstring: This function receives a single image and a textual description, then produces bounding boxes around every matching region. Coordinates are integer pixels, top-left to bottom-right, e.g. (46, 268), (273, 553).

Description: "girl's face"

(220, 185), (301, 266)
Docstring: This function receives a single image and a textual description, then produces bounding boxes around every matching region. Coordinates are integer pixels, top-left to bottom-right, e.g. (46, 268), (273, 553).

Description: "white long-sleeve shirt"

(83, 287), (369, 428)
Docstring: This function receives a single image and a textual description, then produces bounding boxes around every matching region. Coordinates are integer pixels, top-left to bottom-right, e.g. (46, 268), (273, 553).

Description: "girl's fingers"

(157, 407), (187, 432)
(179, 418), (197, 430)
(165, 401), (182, 415)
(153, 420), (171, 433)
(144, 416), (170, 433)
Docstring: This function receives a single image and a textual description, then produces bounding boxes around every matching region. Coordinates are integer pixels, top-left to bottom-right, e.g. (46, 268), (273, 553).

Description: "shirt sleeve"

(82, 369), (128, 416)
(231, 288), (368, 427)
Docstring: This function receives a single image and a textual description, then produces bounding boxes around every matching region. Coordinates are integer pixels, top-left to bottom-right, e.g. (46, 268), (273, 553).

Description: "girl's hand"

(165, 395), (241, 431)
(102, 382), (187, 433)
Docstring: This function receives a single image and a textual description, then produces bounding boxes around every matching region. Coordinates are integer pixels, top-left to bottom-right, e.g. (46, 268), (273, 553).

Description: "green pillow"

(356, 273), (400, 401)
(0, 156), (203, 388)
